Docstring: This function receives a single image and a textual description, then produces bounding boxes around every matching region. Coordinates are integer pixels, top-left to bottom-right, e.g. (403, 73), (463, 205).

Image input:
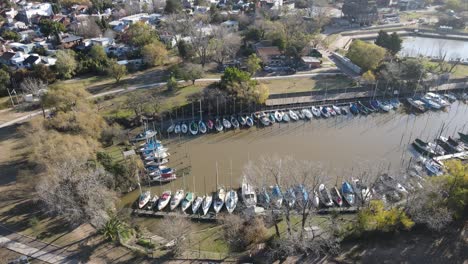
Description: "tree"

(222, 214), (268, 252)
(167, 74), (178, 91)
(375, 31), (402, 55)
(141, 41), (168, 66)
(20, 78), (47, 117)
(44, 86), (108, 139)
(89, 45), (110, 73)
(189, 24), (213, 67)
(38, 19), (65, 39)
(164, 0), (183, 13)
(32, 64), (56, 84)
(55, 50), (77, 79)
(357, 200), (414, 232)
(70, 17), (102, 38)
(220, 67), (268, 104)
(445, 0), (462, 10)
(159, 217), (192, 256)
(121, 22), (158, 48)
(347, 40), (386, 71)
(177, 40), (195, 60)
(180, 63), (204, 84)
(1, 30), (20, 41)
(0, 68), (10, 96)
(210, 28), (241, 66)
(361, 70), (376, 85)
(36, 159), (117, 228)
(245, 54), (262, 76)
(107, 59), (127, 83)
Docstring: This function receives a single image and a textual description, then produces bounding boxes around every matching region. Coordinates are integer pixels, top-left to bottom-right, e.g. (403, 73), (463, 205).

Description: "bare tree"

(70, 17), (102, 38)
(162, 13), (195, 47)
(210, 27), (241, 67)
(36, 159), (117, 228)
(405, 179), (452, 231)
(159, 217), (192, 256)
(20, 77), (47, 117)
(189, 23), (213, 67)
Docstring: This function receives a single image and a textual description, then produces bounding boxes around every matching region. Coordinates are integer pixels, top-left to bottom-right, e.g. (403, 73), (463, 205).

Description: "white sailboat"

(241, 176), (257, 208)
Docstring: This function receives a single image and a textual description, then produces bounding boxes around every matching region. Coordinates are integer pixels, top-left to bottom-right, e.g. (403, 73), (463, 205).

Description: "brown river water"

(120, 102), (468, 208)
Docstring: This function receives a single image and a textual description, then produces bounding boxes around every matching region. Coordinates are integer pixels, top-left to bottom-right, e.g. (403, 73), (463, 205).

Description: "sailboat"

(274, 111), (283, 122)
(207, 119), (214, 130)
(245, 115), (254, 127)
(170, 189), (184, 210)
(318, 184), (334, 207)
(330, 186), (343, 207)
(213, 163), (225, 213)
(238, 115), (247, 126)
(284, 188), (296, 208)
(215, 118), (223, 132)
(174, 123), (181, 134)
(311, 106), (321, 118)
(312, 190), (320, 208)
(242, 176), (257, 207)
(230, 116), (240, 129)
(189, 121), (198, 135)
(199, 120), (207, 134)
(341, 182), (356, 206)
(167, 123), (175, 133)
(192, 195), (203, 214)
(181, 192), (194, 212)
(202, 174), (212, 216)
(157, 191), (171, 211)
(225, 160), (238, 213)
(138, 190), (151, 209)
(222, 117), (232, 129)
(181, 123), (188, 134)
(271, 185), (283, 208)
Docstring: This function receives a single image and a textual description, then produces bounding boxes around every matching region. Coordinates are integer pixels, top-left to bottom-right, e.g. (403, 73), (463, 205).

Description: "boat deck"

(434, 151), (468, 162)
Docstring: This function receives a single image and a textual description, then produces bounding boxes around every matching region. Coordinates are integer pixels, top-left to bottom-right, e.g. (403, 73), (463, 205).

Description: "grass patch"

(188, 225), (229, 255)
(262, 76), (355, 95)
(104, 144), (125, 164)
(0, 96), (13, 110)
(99, 84), (206, 120)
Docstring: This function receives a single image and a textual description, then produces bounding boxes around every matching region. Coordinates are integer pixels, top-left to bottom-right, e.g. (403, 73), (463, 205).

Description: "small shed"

(301, 56), (322, 69)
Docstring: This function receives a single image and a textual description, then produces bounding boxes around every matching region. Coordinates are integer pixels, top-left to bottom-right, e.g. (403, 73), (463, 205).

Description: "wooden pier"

(434, 151), (468, 162)
(132, 206), (358, 220)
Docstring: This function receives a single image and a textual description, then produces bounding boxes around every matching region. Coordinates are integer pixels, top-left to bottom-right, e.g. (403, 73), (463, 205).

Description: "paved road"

(0, 224), (79, 263)
(0, 71), (343, 129)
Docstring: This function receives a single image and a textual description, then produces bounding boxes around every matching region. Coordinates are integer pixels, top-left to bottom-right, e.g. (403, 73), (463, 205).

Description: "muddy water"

(120, 102), (468, 208)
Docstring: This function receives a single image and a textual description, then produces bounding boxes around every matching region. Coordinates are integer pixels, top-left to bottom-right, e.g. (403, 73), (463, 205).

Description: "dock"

(132, 206), (358, 219)
(434, 151), (468, 162)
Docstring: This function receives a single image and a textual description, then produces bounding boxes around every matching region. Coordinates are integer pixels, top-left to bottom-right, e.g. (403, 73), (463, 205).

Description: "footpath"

(0, 224), (79, 264)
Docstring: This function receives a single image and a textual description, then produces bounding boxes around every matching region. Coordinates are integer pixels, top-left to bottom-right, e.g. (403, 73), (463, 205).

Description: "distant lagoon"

(400, 36), (468, 62)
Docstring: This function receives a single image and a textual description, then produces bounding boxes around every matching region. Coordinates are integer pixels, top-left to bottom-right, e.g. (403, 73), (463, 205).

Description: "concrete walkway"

(0, 225), (79, 263)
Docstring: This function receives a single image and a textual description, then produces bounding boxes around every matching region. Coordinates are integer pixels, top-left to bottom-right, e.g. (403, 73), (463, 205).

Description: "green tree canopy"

(220, 67), (269, 104)
(347, 40), (386, 71)
(141, 40), (168, 66)
(39, 19), (65, 38)
(0, 68), (10, 96)
(165, 0), (183, 13)
(1, 30), (20, 41)
(375, 31), (402, 55)
(122, 22), (158, 48)
(246, 54), (262, 76)
(107, 59), (127, 83)
(55, 49), (77, 79)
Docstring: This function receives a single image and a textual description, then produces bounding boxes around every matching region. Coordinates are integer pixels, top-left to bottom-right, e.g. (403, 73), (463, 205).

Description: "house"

(60, 34), (83, 48)
(90, 37), (114, 47)
(18, 29), (36, 42)
(41, 56), (56, 66)
(19, 2), (54, 24)
(256, 46), (284, 66)
(23, 54), (41, 68)
(301, 57), (322, 69)
(221, 20), (239, 31)
(342, 0), (378, 25)
(105, 44), (131, 57)
(120, 13), (149, 25)
(0, 51), (17, 65)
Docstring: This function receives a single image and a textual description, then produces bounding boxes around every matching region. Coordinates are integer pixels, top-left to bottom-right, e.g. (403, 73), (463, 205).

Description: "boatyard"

(123, 91), (468, 218)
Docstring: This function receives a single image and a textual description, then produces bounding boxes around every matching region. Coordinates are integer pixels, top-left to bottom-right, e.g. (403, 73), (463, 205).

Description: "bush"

(222, 215), (267, 252)
(357, 200), (414, 233)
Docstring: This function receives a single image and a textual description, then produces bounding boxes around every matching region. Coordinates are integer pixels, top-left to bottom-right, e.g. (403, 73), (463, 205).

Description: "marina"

(121, 92), (468, 216)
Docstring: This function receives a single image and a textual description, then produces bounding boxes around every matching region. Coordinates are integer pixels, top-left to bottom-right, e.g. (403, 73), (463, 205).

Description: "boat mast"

(199, 99), (202, 120)
(216, 161), (219, 190)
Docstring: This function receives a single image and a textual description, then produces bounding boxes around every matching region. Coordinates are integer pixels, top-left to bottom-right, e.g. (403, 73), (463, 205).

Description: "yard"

(261, 75), (355, 95)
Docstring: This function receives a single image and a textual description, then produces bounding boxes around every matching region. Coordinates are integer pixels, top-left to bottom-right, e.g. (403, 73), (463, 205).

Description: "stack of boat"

(133, 129), (177, 183)
(412, 133), (467, 176)
(406, 92), (458, 112)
